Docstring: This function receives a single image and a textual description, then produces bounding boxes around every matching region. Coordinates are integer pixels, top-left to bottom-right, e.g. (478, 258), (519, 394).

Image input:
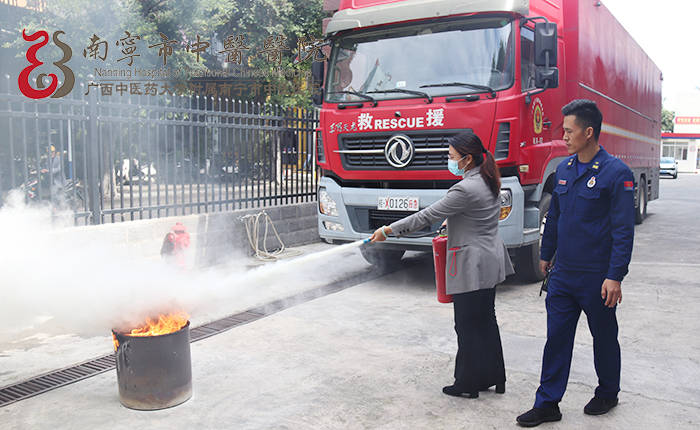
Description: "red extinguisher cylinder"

(432, 234), (453, 303)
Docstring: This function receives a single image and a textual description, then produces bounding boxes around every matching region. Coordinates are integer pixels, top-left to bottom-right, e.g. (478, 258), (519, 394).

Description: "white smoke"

(0, 190), (368, 345)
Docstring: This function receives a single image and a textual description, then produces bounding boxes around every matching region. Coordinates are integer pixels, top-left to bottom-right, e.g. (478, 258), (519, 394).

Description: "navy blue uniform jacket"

(540, 147), (635, 281)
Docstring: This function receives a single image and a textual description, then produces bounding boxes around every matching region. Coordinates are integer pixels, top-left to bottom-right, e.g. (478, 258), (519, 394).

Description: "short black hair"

(561, 99), (602, 141)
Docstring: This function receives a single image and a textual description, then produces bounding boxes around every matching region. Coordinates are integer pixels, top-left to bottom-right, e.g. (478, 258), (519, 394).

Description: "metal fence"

(0, 75), (320, 224)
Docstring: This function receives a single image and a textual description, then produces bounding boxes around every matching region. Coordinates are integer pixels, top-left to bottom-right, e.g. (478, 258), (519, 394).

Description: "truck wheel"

(516, 192), (551, 283)
(635, 177), (647, 225)
(360, 246), (405, 268)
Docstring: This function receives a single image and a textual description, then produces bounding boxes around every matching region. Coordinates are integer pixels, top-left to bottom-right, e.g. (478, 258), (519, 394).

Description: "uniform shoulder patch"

(623, 180), (634, 191)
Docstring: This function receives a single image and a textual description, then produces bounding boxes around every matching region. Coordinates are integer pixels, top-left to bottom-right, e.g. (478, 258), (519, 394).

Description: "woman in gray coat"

(370, 131), (514, 398)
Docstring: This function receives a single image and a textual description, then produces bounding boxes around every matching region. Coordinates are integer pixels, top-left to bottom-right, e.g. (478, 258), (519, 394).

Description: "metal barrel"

(112, 321), (192, 410)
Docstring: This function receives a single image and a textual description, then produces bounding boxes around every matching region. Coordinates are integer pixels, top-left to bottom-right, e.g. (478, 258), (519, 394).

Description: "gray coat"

(390, 166), (514, 294)
(50, 154), (65, 188)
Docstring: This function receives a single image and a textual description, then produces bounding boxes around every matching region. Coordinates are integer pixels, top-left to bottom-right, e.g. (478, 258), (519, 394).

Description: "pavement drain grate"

(0, 265), (396, 408)
(0, 308), (265, 408)
(0, 355), (117, 408)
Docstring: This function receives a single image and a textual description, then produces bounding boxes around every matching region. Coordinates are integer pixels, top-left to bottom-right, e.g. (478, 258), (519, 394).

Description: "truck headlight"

(318, 187), (338, 216)
(499, 189), (512, 220)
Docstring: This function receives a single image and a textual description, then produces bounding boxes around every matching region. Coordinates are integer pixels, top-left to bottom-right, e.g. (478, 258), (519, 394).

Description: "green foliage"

(199, 0), (325, 108)
(5, 0), (325, 107)
(6, 1), (126, 80)
(661, 108), (675, 133)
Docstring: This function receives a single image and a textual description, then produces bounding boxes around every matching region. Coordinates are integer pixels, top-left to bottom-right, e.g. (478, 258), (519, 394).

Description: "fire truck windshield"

(326, 15), (514, 103)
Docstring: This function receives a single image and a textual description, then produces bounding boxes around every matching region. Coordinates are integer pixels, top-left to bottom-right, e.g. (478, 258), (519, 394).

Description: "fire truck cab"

(314, 0), (661, 281)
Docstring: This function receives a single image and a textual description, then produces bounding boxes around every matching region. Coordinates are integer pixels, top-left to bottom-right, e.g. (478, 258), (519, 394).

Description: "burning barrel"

(112, 313), (192, 410)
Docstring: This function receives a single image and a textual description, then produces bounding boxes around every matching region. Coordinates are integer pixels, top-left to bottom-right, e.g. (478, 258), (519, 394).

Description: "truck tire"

(360, 246), (405, 268)
(516, 192), (551, 283)
(635, 176), (647, 225)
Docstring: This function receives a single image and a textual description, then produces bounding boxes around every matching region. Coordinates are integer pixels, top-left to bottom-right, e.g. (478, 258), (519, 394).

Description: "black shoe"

(516, 406), (562, 427)
(442, 385), (478, 398)
(583, 396), (618, 415)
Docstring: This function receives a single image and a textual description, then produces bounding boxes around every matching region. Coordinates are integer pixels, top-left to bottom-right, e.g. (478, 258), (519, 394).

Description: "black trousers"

(452, 287), (506, 390)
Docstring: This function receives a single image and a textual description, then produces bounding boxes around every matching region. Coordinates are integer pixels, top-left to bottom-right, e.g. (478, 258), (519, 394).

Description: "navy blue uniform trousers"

(534, 269), (620, 408)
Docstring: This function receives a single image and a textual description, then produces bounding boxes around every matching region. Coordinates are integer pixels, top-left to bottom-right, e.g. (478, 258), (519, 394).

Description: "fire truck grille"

(368, 209), (416, 229)
(337, 130), (468, 170)
(348, 207), (434, 235)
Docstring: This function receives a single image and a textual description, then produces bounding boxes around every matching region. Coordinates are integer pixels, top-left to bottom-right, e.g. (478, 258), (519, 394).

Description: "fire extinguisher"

(161, 222), (190, 269)
(432, 225), (453, 303)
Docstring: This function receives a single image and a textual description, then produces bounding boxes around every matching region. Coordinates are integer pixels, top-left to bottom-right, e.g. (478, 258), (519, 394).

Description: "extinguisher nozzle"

(362, 237), (371, 244)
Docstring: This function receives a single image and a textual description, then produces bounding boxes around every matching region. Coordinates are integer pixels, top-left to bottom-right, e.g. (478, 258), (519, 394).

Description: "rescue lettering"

(374, 117), (426, 130)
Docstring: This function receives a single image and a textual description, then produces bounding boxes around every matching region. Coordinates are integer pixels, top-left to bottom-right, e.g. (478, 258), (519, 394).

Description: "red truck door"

(518, 23), (566, 185)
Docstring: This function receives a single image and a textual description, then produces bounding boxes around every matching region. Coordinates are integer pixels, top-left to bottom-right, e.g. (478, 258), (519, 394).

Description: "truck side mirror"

(534, 22), (559, 89)
(534, 22), (557, 66)
(536, 67), (559, 89)
(311, 61), (325, 106)
(312, 90), (324, 106)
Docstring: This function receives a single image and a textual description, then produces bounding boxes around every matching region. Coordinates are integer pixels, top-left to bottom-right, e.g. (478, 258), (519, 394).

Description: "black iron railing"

(0, 75), (320, 224)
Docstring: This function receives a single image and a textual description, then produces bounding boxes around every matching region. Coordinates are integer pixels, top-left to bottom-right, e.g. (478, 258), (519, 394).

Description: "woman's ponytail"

(479, 150), (501, 198)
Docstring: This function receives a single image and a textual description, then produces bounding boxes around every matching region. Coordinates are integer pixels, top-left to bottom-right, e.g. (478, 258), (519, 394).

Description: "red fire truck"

(312, 0), (661, 281)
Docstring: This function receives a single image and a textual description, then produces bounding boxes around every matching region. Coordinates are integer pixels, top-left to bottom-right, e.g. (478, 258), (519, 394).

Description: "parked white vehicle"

(660, 157), (678, 179)
(115, 159), (157, 184)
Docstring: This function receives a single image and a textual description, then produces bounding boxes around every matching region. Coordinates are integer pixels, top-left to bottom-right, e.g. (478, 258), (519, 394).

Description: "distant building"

(661, 116), (700, 173)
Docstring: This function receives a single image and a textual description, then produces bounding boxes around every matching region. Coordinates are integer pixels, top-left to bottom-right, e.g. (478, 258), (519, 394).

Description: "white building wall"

(661, 139), (698, 173)
(663, 117), (700, 172)
(681, 141), (698, 172)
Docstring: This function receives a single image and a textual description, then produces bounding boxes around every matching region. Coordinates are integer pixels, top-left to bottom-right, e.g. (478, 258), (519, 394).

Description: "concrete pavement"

(1, 174), (699, 429)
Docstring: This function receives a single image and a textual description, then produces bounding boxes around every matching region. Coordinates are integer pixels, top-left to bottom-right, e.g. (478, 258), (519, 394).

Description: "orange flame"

(112, 333), (119, 351)
(127, 312), (189, 337)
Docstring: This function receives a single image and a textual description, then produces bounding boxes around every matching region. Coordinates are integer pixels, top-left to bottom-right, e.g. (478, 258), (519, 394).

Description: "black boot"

(442, 385), (479, 398)
(479, 382), (506, 394)
(516, 405), (562, 427)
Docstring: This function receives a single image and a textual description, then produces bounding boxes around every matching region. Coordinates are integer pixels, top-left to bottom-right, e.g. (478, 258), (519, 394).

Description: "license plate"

(377, 196), (419, 211)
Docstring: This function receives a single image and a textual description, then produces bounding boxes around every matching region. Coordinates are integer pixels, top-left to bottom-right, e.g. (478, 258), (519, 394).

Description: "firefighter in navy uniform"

(517, 99), (635, 427)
